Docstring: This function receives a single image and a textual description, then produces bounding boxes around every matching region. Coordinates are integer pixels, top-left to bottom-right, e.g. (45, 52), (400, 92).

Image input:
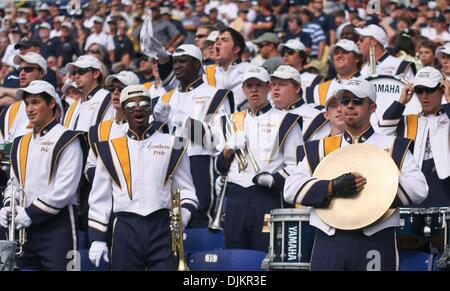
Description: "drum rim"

(271, 208), (311, 215)
(366, 74), (406, 83)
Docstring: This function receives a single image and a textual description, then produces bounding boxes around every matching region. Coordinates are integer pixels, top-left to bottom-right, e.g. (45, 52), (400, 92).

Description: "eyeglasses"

(339, 96), (365, 106)
(281, 49), (298, 56)
(108, 84), (126, 92)
(414, 85), (440, 95)
(123, 100), (151, 112)
(89, 49), (100, 54)
(73, 68), (93, 76)
(18, 66), (39, 73)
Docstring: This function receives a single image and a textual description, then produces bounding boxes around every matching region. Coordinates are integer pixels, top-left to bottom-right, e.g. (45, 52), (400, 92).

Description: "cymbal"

(313, 143), (399, 230)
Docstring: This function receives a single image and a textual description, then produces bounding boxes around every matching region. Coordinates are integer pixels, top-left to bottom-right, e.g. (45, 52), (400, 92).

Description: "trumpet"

(0, 178), (27, 271)
(209, 175), (228, 231)
(369, 45), (377, 77)
(170, 178), (189, 271)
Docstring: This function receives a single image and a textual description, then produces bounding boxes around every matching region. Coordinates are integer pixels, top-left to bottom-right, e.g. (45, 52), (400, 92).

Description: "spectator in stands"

(84, 16), (115, 64)
(254, 32), (283, 74)
(56, 21), (81, 68)
(283, 16), (313, 56)
(253, 5), (276, 38)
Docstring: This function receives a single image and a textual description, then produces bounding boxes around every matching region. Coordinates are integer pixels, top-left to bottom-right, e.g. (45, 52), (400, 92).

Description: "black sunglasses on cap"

(74, 68), (93, 75)
(18, 66), (39, 73)
(108, 84), (126, 92)
(339, 96), (365, 106)
(414, 85), (441, 95)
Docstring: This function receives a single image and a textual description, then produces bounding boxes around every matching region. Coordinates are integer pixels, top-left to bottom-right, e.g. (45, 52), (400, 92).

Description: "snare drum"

(397, 208), (427, 250)
(425, 207), (449, 253)
(266, 208), (315, 270)
(367, 75), (422, 127)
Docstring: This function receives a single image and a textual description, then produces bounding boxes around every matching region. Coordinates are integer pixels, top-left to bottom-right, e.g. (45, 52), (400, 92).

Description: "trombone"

(169, 177), (189, 271)
(224, 114), (261, 174)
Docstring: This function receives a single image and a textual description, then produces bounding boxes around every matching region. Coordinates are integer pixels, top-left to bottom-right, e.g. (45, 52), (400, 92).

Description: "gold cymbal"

(313, 143), (399, 230)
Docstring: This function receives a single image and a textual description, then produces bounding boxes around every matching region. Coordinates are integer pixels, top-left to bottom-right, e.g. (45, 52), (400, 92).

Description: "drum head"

(313, 143), (399, 230)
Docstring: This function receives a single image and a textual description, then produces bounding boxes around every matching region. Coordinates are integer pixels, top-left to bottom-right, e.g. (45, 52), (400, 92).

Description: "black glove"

(331, 173), (358, 198)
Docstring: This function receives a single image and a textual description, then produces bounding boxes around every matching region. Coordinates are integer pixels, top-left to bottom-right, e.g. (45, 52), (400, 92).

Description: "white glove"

(181, 208), (191, 228)
(140, 15), (169, 60)
(226, 131), (246, 151)
(254, 173), (274, 188)
(153, 101), (171, 123)
(0, 206), (11, 228)
(215, 176), (225, 196)
(15, 207), (31, 229)
(89, 241), (109, 268)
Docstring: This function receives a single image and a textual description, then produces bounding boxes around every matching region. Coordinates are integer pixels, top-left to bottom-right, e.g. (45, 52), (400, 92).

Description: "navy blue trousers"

(17, 205), (78, 271)
(188, 155), (214, 228)
(110, 209), (177, 271)
(310, 227), (397, 271)
(224, 183), (281, 252)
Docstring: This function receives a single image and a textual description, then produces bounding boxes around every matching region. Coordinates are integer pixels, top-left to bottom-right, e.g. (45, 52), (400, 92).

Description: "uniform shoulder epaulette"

(49, 130), (84, 183)
(164, 137), (188, 186)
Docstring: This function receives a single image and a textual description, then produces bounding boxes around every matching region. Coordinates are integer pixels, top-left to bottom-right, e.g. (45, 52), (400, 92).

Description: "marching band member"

(378, 67), (450, 207)
(310, 40), (362, 107)
(324, 92), (346, 137)
(284, 78), (428, 271)
(277, 39), (323, 101)
(0, 52), (55, 143)
(356, 24), (415, 79)
(270, 65), (331, 141)
(88, 85), (198, 270)
(0, 80), (83, 270)
(436, 43), (450, 81)
(151, 44), (233, 228)
(216, 66), (303, 251)
(85, 71), (141, 183)
(63, 55), (114, 132)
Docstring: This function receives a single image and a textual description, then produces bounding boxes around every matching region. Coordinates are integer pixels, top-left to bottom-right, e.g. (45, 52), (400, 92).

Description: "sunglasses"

(257, 43), (268, 48)
(281, 49), (298, 56)
(414, 85), (440, 95)
(89, 49), (100, 54)
(108, 84), (126, 92)
(339, 96), (365, 106)
(74, 68), (93, 76)
(18, 66), (38, 73)
(123, 100), (151, 112)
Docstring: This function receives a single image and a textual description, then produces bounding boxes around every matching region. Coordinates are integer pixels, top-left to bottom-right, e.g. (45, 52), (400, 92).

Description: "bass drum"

(367, 75), (422, 126)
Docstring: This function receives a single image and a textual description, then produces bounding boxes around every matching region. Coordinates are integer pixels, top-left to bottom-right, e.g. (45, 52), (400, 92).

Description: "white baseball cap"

(271, 65), (301, 85)
(122, 0), (133, 5)
(355, 24), (387, 48)
(120, 85), (150, 105)
(92, 16), (104, 24)
(16, 80), (62, 111)
(436, 43), (450, 59)
(278, 38), (306, 53)
(105, 71), (140, 87)
(206, 31), (219, 43)
(61, 80), (80, 95)
(65, 55), (103, 73)
(336, 78), (377, 102)
(412, 66), (444, 88)
(13, 52), (48, 74)
(62, 21), (72, 29)
(330, 39), (360, 55)
(39, 22), (51, 30)
(242, 66), (270, 83)
(173, 44), (203, 63)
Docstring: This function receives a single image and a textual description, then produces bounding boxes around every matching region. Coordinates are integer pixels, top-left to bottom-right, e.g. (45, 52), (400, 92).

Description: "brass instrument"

(369, 45), (377, 77)
(224, 114), (248, 172)
(208, 175), (228, 231)
(170, 177), (189, 271)
(0, 178), (27, 271)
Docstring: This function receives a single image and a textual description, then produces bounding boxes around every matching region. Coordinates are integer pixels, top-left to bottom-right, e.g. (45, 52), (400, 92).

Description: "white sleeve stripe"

(279, 169), (289, 180)
(396, 187), (410, 205)
(378, 119), (401, 126)
(88, 220), (108, 232)
(33, 199), (60, 215)
(181, 198), (198, 208)
(297, 178), (318, 204)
